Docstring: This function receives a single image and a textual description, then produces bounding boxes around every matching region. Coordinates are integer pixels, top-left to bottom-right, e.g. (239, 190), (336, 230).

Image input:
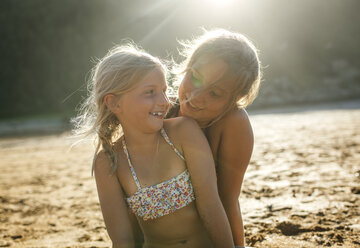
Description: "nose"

(188, 89), (206, 107)
(157, 91), (170, 108)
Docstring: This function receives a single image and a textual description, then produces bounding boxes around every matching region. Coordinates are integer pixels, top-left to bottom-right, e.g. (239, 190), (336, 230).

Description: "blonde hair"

(72, 43), (166, 174)
(177, 29), (262, 126)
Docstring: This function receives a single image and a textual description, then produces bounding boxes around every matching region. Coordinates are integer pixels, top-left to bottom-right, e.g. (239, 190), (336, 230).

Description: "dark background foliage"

(1, 0), (359, 119)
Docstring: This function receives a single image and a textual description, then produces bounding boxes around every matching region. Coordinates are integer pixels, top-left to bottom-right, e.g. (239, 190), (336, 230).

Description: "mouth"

(149, 111), (166, 119)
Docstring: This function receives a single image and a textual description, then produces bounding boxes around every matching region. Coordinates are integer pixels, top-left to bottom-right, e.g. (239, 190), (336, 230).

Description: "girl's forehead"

(136, 68), (167, 88)
(192, 57), (235, 91)
(193, 57), (228, 81)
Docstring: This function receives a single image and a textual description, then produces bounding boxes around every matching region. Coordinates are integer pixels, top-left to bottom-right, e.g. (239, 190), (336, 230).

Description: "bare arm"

(178, 117), (234, 248)
(127, 210), (143, 248)
(94, 151), (135, 248)
(217, 109), (254, 246)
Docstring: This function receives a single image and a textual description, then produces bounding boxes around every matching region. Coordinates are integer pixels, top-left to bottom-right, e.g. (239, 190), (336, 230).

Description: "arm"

(127, 210), (144, 248)
(216, 109), (254, 246)
(94, 150), (135, 248)
(178, 117), (234, 248)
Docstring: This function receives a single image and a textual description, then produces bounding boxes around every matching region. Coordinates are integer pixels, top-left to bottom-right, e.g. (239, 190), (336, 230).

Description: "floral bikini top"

(122, 128), (195, 221)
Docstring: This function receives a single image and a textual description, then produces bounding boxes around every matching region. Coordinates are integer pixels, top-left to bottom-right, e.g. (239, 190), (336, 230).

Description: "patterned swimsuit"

(122, 128), (195, 221)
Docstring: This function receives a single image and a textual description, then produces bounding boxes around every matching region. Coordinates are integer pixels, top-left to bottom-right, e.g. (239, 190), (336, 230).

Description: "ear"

(104, 94), (122, 114)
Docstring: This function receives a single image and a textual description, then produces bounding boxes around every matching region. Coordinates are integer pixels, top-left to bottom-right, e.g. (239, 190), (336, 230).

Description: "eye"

(208, 87), (224, 98)
(209, 90), (220, 98)
(145, 89), (155, 95)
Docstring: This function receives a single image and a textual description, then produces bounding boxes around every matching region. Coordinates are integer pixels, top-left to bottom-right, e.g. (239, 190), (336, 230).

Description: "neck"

(122, 128), (161, 156)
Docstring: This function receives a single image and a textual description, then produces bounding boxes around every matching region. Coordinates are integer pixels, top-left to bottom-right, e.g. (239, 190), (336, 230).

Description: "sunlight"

(210, 0), (234, 7)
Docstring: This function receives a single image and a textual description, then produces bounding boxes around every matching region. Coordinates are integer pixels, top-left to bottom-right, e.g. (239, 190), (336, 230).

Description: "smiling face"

(116, 68), (170, 133)
(178, 57), (235, 127)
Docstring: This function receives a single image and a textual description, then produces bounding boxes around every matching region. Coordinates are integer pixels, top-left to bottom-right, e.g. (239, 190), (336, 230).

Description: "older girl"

(167, 29), (261, 247)
(72, 44), (234, 248)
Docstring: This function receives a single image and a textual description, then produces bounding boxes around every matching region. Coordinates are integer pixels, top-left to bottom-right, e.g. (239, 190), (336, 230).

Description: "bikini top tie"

(122, 128), (195, 221)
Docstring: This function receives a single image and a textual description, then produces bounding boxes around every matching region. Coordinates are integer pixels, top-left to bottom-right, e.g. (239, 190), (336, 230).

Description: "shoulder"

(163, 117), (204, 149)
(216, 109), (254, 163)
(92, 149), (124, 193)
(93, 149), (113, 176)
(211, 108), (253, 138)
(220, 108), (251, 130)
(208, 108), (254, 163)
(223, 108), (253, 142)
(164, 116), (200, 134)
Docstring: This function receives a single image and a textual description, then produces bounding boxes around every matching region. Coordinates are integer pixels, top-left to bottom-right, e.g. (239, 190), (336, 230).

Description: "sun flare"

(210, 0), (234, 6)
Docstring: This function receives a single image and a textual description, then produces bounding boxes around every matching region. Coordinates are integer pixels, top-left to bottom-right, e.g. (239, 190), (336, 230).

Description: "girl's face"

(178, 58), (235, 127)
(117, 68), (169, 133)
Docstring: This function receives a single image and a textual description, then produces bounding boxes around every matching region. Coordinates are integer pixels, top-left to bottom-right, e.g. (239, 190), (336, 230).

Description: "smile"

(149, 111), (165, 118)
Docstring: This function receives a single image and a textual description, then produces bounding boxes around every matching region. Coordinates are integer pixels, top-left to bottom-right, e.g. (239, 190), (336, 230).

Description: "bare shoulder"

(163, 117), (200, 137)
(208, 108), (253, 140)
(163, 117), (203, 149)
(208, 108), (254, 165)
(93, 149), (113, 176)
(164, 116), (199, 131)
(219, 108), (251, 131)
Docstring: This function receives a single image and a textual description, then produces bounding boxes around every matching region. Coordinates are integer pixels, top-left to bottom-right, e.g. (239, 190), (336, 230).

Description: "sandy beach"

(1, 100), (359, 247)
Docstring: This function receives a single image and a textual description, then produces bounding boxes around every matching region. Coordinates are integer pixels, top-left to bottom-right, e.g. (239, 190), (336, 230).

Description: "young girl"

(72, 44), (234, 248)
(167, 29), (262, 247)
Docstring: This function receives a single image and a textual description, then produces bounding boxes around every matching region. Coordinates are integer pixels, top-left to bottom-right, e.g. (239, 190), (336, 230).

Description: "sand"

(1, 100), (359, 247)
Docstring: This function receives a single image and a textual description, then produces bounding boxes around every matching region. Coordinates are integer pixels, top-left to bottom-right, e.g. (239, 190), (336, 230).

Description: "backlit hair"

(72, 43), (166, 174)
(177, 29), (262, 126)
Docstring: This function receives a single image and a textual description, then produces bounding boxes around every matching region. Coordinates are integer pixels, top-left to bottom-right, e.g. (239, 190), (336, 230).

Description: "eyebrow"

(142, 83), (167, 88)
(210, 85), (227, 94)
(141, 85), (167, 92)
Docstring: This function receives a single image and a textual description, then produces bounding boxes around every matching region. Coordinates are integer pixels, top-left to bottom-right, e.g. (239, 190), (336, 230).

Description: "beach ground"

(1, 100), (359, 247)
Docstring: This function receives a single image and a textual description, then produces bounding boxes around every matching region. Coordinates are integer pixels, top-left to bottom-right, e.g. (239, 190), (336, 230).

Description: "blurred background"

(1, 0), (359, 121)
(1, 2), (360, 247)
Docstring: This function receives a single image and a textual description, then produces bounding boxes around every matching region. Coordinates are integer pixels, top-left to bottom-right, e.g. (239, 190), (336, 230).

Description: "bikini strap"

(160, 128), (185, 161)
(122, 139), (142, 190)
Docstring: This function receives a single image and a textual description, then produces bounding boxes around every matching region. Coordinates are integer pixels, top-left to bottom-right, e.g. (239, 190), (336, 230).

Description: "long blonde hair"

(72, 43), (166, 174)
(176, 29), (262, 126)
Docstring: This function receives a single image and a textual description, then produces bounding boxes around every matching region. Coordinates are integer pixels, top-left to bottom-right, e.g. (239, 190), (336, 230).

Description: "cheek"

(206, 99), (229, 113)
(139, 98), (154, 108)
(130, 97), (151, 111)
(179, 76), (193, 96)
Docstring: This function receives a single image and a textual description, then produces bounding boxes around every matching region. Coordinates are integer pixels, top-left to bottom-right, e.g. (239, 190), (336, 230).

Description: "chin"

(145, 121), (164, 133)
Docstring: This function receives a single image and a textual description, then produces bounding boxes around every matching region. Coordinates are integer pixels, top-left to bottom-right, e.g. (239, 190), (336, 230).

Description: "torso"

(115, 119), (212, 247)
(167, 104), (253, 245)
(140, 202), (212, 248)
